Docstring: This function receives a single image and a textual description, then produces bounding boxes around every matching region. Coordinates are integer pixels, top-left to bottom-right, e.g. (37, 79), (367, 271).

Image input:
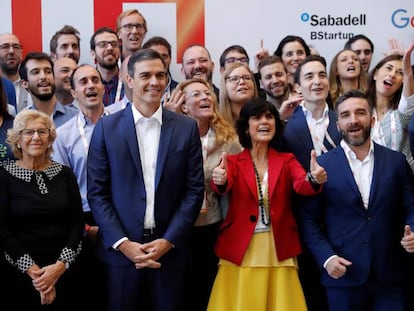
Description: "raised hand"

(309, 150), (327, 184)
(401, 225), (414, 253)
(163, 89), (186, 113)
(212, 152), (227, 185)
(254, 39), (269, 71)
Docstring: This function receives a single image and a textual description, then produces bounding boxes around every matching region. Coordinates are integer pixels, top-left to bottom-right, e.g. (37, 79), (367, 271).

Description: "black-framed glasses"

(224, 57), (249, 64)
(0, 43), (22, 52)
(19, 128), (50, 138)
(226, 75), (253, 84)
(95, 40), (120, 49)
(119, 23), (145, 32)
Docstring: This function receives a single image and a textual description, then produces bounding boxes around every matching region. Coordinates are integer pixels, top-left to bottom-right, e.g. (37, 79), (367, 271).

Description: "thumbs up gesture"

(401, 225), (414, 253)
(213, 152), (227, 185)
(308, 150), (327, 185)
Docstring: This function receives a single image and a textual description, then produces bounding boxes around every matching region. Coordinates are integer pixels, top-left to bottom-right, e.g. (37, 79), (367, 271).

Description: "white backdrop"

(0, 0), (413, 86)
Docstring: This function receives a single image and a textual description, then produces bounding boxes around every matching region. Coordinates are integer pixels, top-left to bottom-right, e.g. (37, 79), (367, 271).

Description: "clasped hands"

(119, 238), (174, 269)
(28, 261), (65, 305)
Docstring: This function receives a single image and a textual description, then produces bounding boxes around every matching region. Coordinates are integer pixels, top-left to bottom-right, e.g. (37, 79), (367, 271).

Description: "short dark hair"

(70, 64), (103, 89)
(90, 27), (118, 50)
(142, 36), (172, 57)
(293, 54), (327, 85)
(127, 48), (166, 77)
(49, 25), (81, 54)
(219, 45), (249, 68)
(274, 35), (311, 58)
(344, 34), (374, 53)
(19, 52), (54, 81)
(335, 89), (371, 114)
(258, 55), (287, 79)
(236, 98), (284, 150)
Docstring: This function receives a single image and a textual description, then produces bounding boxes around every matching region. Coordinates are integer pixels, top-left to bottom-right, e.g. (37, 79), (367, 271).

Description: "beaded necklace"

(253, 162), (270, 226)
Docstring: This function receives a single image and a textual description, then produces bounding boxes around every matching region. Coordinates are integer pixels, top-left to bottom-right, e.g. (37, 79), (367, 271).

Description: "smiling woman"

(366, 42), (414, 172)
(219, 63), (258, 127)
(174, 77), (241, 311)
(0, 110), (84, 309)
(207, 98), (327, 311)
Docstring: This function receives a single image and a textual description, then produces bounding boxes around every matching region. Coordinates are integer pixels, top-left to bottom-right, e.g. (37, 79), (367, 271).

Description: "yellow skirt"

(207, 231), (307, 311)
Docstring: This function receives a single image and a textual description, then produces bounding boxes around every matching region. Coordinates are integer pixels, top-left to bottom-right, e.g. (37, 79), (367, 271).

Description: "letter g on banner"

(391, 8), (414, 28)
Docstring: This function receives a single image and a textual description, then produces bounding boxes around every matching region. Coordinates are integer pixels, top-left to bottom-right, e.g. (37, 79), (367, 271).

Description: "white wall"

(0, 0), (413, 86)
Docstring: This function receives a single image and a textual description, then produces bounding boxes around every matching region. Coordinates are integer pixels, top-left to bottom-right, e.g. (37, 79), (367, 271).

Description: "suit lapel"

(368, 143), (384, 208)
(290, 108), (314, 152)
(155, 109), (173, 189)
(323, 111), (341, 151)
(238, 150), (259, 203)
(267, 149), (282, 200)
(123, 107), (143, 176)
(335, 147), (364, 202)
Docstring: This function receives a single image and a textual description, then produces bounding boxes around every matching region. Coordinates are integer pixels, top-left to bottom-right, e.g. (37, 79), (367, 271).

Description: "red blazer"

(212, 148), (319, 265)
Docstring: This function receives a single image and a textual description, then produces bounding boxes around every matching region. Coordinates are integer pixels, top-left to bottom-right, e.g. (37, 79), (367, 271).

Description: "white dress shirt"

(132, 104), (163, 229)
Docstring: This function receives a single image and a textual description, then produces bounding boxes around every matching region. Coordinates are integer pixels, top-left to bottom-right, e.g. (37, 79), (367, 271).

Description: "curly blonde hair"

(175, 78), (238, 146)
(7, 110), (57, 159)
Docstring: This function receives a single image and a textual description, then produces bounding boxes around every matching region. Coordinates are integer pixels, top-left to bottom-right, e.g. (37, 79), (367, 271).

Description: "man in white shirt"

(87, 48), (204, 311)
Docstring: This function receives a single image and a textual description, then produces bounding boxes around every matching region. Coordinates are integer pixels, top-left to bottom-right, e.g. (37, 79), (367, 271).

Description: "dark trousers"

(326, 277), (405, 311)
(181, 221), (221, 311)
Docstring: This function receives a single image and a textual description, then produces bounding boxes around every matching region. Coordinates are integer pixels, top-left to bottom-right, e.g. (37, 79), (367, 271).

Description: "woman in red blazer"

(207, 98), (327, 311)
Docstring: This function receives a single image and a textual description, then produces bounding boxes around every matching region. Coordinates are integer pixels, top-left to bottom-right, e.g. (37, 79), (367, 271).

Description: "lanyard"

(77, 114), (90, 155)
(200, 128), (211, 214)
(308, 116), (336, 155)
(114, 74), (123, 102)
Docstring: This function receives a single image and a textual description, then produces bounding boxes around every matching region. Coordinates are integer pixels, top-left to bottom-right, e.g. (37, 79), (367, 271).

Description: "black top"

(0, 161), (84, 272)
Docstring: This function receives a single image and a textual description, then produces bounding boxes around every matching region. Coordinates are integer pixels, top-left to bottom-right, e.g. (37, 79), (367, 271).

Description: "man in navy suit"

(282, 54), (341, 311)
(300, 90), (414, 311)
(87, 48), (205, 311)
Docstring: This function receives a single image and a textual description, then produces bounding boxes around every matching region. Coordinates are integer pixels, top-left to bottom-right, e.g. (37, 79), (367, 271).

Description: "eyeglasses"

(186, 90), (213, 99)
(95, 40), (120, 49)
(224, 57), (249, 64)
(119, 23), (146, 32)
(19, 128), (50, 138)
(226, 75), (253, 84)
(0, 43), (22, 52)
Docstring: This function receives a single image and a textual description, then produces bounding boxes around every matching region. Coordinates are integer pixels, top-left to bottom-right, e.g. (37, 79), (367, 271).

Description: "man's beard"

(341, 125), (371, 147)
(29, 84), (56, 101)
(0, 61), (18, 76)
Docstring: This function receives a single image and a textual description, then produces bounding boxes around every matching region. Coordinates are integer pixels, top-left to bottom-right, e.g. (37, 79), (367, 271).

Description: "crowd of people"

(0, 7), (414, 311)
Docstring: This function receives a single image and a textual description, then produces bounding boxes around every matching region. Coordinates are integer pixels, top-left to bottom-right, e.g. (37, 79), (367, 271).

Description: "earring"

(17, 144), (21, 149)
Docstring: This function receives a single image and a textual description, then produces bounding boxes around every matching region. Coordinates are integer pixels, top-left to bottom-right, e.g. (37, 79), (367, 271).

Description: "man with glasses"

(219, 44), (250, 73)
(20, 52), (77, 127)
(49, 25), (81, 64)
(0, 33), (30, 113)
(116, 9), (148, 61)
(90, 27), (123, 106)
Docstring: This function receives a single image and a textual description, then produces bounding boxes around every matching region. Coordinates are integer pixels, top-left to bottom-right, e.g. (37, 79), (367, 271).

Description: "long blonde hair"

(219, 63), (258, 125)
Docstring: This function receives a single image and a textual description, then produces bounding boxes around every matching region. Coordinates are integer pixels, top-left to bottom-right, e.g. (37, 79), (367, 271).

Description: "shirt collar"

(340, 139), (374, 161)
(131, 103), (163, 125)
(301, 102), (329, 118)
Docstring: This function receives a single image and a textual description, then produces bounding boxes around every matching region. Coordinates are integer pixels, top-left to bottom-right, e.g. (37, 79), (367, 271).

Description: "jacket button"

(249, 215), (257, 222)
